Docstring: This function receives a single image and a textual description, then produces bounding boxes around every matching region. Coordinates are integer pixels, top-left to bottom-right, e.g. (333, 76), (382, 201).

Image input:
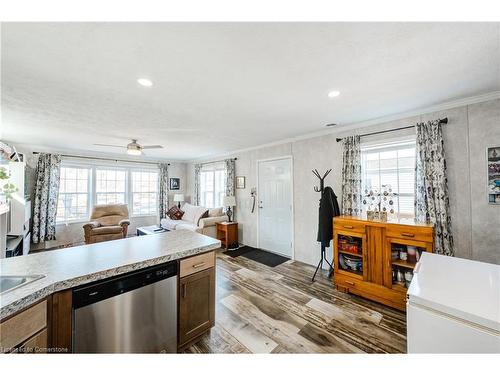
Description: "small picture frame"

(487, 146), (500, 204)
(169, 178), (180, 190)
(236, 176), (246, 189)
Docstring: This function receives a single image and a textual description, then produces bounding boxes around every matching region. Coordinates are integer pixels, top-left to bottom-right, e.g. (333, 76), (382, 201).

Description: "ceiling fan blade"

(142, 145), (164, 149)
(162, 128), (197, 132)
(93, 143), (127, 148)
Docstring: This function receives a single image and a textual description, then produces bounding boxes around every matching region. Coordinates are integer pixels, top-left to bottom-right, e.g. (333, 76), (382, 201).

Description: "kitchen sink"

(0, 275), (45, 294)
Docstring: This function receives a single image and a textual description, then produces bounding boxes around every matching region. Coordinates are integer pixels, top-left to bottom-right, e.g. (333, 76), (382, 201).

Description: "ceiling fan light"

(126, 148), (142, 156)
(328, 90), (340, 98)
(137, 78), (153, 87)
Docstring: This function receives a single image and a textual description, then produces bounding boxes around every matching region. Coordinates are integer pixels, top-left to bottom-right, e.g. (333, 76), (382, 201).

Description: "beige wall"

(468, 99), (500, 264)
(187, 98), (500, 266)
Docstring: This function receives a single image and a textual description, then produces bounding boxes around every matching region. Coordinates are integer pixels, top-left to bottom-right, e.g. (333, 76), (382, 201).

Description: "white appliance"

(7, 161), (31, 237)
(5, 160), (31, 256)
(0, 203), (9, 259)
(407, 252), (500, 353)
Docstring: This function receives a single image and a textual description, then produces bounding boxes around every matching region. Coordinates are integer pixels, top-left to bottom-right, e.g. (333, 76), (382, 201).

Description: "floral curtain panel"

(32, 153), (61, 243)
(415, 120), (454, 256)
(341, 135), (362, 216)
(193, 163), (202, 205)
(158, 163), (169, 219)
(224, 158), (235, 197)
(224, 158), (236, 217)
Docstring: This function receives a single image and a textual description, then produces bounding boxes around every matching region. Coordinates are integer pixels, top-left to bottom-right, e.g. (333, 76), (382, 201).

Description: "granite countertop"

(0, 230), (220, 320)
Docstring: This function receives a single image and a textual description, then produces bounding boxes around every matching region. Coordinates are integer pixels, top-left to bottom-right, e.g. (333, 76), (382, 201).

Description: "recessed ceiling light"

(328, 90), (340, 98)
(137, 78), (153, 87)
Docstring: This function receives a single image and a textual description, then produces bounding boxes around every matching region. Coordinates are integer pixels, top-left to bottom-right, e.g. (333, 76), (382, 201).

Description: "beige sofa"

(160, 203), (227, 238)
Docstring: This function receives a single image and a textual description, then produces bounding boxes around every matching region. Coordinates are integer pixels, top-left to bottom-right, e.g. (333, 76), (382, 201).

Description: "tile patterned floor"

(185, 250), (407, 353)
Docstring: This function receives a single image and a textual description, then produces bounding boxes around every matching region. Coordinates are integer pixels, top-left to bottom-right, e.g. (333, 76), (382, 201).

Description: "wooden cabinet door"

(333, 229), (367, 281)
(384, 237), (433, 290)
(178, 267), (215, 347)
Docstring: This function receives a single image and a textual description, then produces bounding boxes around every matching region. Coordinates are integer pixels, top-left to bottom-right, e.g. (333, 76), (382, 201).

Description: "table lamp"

(222, 195), (236, 222)
(173, 194), (184, 208)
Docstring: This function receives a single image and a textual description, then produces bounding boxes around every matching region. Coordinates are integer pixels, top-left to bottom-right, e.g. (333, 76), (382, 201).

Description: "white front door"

(258, 158), (293, 258)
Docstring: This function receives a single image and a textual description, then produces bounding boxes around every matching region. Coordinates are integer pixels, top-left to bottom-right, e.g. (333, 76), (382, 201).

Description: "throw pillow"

(193, 207), (209, 225)
(167, 206), (184, 220)
(173, 208), (184, 220)
(181, 203), (197, 223)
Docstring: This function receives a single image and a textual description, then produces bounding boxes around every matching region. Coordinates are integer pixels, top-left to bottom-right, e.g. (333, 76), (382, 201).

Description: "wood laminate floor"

(184, 250), (407, 354)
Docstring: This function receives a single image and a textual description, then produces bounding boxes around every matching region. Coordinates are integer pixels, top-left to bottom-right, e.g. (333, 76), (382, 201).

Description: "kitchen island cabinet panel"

(178, 267), (215, 348)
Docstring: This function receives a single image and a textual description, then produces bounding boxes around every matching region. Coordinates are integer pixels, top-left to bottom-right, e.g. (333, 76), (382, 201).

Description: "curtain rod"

(197, 157), (237, 166)
(32, 152), (170, 166)
(335, 117), (448, 143)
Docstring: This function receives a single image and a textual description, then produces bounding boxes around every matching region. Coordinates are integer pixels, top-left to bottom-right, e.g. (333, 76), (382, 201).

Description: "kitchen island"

(0, 229), (220, 353)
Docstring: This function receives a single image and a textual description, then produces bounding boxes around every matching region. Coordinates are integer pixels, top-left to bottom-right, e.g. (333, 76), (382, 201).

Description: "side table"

(216, 222), (238, 249)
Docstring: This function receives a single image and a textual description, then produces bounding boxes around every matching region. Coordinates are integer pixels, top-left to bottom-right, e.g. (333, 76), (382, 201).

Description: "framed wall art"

(488, 146), (500, 204)
(169, 177), (180, 190)
(236, 176), (246, 189)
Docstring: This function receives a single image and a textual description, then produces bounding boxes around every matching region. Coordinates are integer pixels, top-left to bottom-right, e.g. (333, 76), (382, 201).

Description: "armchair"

(83, 204), (130, 244)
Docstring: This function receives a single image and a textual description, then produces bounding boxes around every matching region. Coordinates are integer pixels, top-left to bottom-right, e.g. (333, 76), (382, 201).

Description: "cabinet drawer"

(180, 251), (215, 278)
(20, 328), (48, 353)
(333, 219), (366, 234)
(386, 226), (433, 243)
(336, 275), (407, 311)
(0, 300), (47, 350)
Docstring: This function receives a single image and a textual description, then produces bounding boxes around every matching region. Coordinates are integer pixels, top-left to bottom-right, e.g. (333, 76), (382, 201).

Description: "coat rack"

(312, 169), (334, 282)
(312, 169), (331, 193)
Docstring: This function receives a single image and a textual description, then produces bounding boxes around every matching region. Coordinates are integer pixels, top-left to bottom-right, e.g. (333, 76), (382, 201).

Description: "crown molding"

(189, 90), (500, 163)
(6, 141), (189, 164)
(335, 90), (500, 133)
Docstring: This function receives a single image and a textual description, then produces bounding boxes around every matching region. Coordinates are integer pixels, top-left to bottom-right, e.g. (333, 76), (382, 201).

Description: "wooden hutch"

(333, 215), (434, 311)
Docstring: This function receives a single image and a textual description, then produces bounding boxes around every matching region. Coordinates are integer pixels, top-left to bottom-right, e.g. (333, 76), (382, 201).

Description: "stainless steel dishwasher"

(72, 261), (177, 353)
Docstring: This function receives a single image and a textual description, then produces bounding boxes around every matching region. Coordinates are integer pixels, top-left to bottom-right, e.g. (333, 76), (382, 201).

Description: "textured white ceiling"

(1, 22), (499, 160)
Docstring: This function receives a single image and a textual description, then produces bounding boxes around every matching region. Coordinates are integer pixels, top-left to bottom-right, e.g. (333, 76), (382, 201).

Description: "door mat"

(224, 245), (289, 267)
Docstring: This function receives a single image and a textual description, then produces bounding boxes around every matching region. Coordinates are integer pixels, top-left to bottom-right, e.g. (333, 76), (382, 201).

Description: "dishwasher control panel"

(73, 261), (178, 309)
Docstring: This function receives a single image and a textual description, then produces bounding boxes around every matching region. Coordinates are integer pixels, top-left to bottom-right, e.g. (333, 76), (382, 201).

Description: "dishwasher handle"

(73, 261), (177, 309)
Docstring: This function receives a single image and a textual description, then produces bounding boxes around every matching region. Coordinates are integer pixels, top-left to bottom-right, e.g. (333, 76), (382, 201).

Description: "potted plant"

(0, 166), (18, 203)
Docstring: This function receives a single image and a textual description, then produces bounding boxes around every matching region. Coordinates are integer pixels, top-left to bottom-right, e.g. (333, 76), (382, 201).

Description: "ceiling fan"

(93, 139), (163, 156)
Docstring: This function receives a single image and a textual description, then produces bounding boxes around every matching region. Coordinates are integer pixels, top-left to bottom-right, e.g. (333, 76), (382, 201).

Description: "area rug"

(224, 245), (289, 267)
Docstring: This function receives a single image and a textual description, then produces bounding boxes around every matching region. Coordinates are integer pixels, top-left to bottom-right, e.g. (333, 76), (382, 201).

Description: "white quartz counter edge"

(0, 230), (221, 320)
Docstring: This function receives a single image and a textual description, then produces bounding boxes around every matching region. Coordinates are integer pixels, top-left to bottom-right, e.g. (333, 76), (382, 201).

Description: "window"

(200, 163), (226, 208)
(95, 168), (127, 205)
(361, 139), (416, 218)
(57, 166), (91, 222)
(56, 162), (159, 223)
(131, 170), (158, 216)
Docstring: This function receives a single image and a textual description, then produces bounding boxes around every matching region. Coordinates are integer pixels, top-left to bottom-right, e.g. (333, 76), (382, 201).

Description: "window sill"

(56, 219), (89, 226)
